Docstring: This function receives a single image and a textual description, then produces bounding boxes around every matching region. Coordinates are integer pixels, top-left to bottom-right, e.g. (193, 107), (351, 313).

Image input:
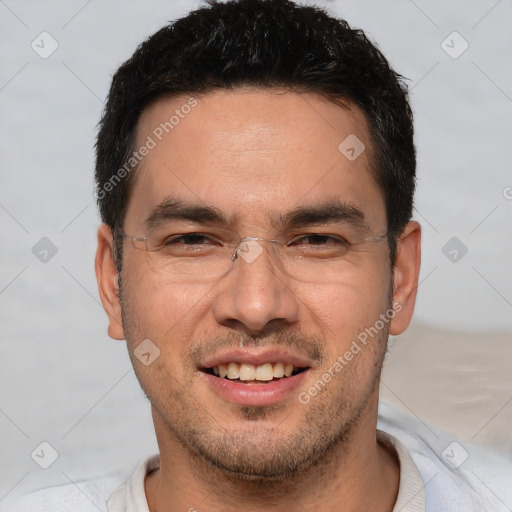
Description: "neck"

(145, 393), (399, 512)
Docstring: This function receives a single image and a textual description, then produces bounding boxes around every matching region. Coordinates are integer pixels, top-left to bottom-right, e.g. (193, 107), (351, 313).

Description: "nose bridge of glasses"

(231, 237), (283, 264)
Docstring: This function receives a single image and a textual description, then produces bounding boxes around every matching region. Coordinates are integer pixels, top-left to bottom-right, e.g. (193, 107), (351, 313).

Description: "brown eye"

(162, 233), (215, 246)
(289, 234), (350, 247)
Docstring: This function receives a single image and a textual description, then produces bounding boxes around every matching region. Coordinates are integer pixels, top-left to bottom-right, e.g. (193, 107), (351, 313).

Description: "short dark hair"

(95, 0), (415, 269)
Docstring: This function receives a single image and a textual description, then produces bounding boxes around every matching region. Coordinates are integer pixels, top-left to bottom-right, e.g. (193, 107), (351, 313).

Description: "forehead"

(125, 88), (385, 233)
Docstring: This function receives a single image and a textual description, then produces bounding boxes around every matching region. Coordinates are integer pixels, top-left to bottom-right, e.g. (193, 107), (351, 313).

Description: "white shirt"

(14, 404), (512, 511)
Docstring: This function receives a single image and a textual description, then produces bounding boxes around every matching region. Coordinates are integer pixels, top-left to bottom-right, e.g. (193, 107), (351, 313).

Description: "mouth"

(198, 349), (314, 406)
(198, 351), (313, 406)
(201, 362), (310, 383)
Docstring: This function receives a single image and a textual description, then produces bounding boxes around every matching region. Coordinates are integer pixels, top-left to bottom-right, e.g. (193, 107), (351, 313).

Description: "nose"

(211, 240), (300, 334)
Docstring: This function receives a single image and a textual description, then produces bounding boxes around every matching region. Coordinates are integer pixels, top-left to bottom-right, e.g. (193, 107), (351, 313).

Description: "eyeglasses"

(119, 228), (387, 282)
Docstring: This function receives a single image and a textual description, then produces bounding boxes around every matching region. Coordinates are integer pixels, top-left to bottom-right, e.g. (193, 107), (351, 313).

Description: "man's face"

(107, 89), (400, 478)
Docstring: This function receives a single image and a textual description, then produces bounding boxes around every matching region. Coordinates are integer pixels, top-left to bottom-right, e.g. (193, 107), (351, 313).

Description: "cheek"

(299, 267), (390, 333)
(296, 268), (392, 390)
(120, 273), (211, 397)
(121, 264), (211, 351)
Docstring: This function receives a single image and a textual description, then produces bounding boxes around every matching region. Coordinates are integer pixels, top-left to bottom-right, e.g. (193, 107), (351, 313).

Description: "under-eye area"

(201, 362), (310, 383)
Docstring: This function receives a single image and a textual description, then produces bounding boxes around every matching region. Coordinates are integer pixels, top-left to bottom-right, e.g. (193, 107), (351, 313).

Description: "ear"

(95, 224), (125, 340)
(389, 221), (421, 336)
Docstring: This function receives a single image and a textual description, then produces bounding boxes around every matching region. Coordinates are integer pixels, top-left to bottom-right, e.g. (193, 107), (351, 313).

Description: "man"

(18, 0), (512, 511)
(96, 0), (419, 507)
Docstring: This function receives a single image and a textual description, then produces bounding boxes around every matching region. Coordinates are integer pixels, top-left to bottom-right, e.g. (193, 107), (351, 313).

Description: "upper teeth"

(213, 362), (295, 381)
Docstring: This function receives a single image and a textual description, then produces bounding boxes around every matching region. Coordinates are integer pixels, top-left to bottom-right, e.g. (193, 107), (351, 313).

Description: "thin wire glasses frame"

(118, 228), (388, 281)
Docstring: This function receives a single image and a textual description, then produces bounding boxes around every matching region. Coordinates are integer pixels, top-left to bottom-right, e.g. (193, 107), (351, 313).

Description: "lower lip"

(200, 370), (309, 406)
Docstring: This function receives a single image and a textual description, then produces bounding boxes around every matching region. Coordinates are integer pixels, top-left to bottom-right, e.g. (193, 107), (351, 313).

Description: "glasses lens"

(143, 230), (232, 277)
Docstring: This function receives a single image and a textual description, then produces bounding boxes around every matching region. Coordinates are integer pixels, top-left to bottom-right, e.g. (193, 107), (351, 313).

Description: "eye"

(288, 234), (350, 248)
(154, 233), (224, 255)
(162, 233), (217, 246)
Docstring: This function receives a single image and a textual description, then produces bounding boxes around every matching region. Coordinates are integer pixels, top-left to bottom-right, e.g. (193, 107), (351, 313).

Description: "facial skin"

(96, 88), (421, 511)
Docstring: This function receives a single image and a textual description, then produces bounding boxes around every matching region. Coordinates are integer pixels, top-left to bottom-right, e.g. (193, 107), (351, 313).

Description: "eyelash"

(161, 233), (350, 247)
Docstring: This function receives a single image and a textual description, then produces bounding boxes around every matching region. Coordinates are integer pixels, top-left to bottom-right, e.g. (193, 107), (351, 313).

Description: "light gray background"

(1, 0), (511, 505)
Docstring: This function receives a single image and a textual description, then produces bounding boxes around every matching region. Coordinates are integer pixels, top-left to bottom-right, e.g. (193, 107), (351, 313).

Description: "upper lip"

(200, 348), (314, 369)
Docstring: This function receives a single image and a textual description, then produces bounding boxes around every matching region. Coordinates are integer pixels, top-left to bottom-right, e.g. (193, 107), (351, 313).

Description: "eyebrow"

(273, 199), (369, 232)
(144, 195), (370, 233)
(145, 197), (230, 231)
